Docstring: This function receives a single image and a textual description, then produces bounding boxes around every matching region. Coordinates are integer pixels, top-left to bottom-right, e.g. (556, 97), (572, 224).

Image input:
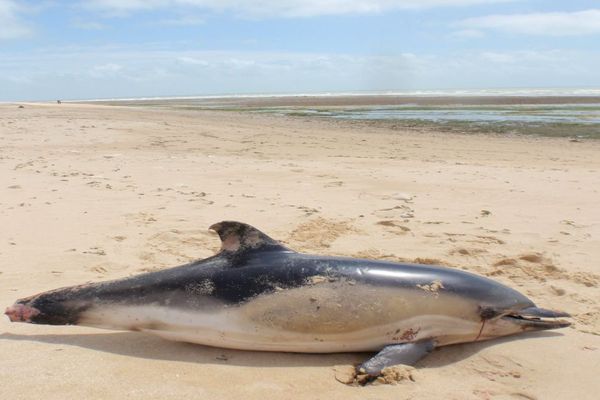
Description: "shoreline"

(70, 96), (600, 140)
(79, 94), (600, 107)
(8, 99), (600, 139)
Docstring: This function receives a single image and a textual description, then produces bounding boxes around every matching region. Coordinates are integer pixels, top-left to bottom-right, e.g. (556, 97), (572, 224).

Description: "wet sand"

(1, 102), (599, 399)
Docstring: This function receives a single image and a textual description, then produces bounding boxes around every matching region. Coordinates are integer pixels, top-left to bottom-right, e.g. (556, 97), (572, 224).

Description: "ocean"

(78, 88), (600, 138)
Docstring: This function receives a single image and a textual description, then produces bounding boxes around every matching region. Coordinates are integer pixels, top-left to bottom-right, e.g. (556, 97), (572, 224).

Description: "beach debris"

(334, 364), (418, 386)
(374, 365), (418, 385)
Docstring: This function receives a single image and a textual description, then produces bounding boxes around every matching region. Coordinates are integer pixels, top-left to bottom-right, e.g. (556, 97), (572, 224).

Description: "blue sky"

(2, 0), (600, 100)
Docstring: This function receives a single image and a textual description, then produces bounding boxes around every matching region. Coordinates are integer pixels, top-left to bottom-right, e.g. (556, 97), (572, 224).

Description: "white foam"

(67, 87), (600, 103)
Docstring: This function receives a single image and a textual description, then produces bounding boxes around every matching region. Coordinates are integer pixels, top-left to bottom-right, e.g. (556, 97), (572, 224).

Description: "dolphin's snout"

(519, 306), (571, 319)
(4, 303), (40, 323)
(499, 306), (572, 332)
(479, 305), (571, 340)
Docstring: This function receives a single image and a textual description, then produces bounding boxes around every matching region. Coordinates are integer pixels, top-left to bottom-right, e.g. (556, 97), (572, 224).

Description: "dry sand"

(1, 102), (599, 400)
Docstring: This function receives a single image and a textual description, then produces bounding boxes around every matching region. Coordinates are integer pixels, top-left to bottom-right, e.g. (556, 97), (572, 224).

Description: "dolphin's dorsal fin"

(209, 221), (292, 255)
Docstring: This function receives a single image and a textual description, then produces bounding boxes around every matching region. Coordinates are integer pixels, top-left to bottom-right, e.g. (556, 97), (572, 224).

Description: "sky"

(1, 0), (600, 101)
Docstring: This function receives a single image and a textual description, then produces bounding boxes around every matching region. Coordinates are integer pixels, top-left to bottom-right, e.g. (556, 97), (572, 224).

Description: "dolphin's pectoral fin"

(357, 339), (436, 377)
(209, 221), (293, 256)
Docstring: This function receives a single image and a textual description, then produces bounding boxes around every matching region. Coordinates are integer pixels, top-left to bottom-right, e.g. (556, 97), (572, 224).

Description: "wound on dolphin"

(5, 221), (571, 383)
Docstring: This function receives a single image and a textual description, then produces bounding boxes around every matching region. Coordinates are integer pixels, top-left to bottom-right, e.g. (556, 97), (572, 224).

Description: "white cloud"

(451, 29), (485, 38)
(159, 15), (204, 26)
(85, 0), (516, 18)
(89, 62), (123, 78)
(71, 19), (107, 30)
(0, 0), (31, 39)
(177, 56), (209, 65)
(458, 9), (600, 36)
(480, 51), (516, 63)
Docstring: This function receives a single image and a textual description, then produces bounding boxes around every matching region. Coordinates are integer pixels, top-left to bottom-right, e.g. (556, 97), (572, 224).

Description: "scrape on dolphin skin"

(5, 221), (571, 384)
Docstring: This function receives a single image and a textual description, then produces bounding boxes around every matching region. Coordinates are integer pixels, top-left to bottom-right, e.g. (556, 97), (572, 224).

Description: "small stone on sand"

(333, 365), (357, 385)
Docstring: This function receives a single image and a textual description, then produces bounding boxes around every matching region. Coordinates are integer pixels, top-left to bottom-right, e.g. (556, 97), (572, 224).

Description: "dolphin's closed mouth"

(503, 306), (572, 329)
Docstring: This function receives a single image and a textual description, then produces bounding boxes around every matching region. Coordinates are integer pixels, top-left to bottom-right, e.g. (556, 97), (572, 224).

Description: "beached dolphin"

(5, 221), (570, 379)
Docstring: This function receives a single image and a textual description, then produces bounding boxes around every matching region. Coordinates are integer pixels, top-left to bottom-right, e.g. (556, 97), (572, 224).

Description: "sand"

(1, 102), (599, 400)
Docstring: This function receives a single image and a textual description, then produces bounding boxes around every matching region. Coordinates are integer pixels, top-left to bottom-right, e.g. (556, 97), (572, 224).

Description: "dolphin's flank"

(5, 221), (570, 381)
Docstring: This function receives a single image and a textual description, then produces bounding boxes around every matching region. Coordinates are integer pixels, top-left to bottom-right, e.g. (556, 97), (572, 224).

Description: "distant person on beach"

(57, 100), (61, 104)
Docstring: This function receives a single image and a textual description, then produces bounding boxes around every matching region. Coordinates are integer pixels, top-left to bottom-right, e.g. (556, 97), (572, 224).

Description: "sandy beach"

(1, 102), (599, 400)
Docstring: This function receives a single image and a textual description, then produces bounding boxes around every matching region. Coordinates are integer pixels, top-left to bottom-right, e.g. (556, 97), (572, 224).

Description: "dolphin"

(5, 221), (570, 379)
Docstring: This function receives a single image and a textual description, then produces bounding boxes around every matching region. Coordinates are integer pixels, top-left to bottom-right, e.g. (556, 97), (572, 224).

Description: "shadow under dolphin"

(0, 330), (564, 369)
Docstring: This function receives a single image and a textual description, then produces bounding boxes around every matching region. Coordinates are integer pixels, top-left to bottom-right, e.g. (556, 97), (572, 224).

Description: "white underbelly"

(149, 315), (481, 352)
(80, 304), (482, 353)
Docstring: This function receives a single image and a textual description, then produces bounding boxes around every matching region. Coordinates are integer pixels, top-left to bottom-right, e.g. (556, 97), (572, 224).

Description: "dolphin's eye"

(479, 306), (500, 320)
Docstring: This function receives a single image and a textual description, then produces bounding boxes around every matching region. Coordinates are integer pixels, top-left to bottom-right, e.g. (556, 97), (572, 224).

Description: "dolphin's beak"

(502, 307), (571, 330)
(479, 306), (571, 340)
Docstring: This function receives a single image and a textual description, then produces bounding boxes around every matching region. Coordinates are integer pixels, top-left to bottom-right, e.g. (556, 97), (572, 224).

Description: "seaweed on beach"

(82, 100), (600, 139)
